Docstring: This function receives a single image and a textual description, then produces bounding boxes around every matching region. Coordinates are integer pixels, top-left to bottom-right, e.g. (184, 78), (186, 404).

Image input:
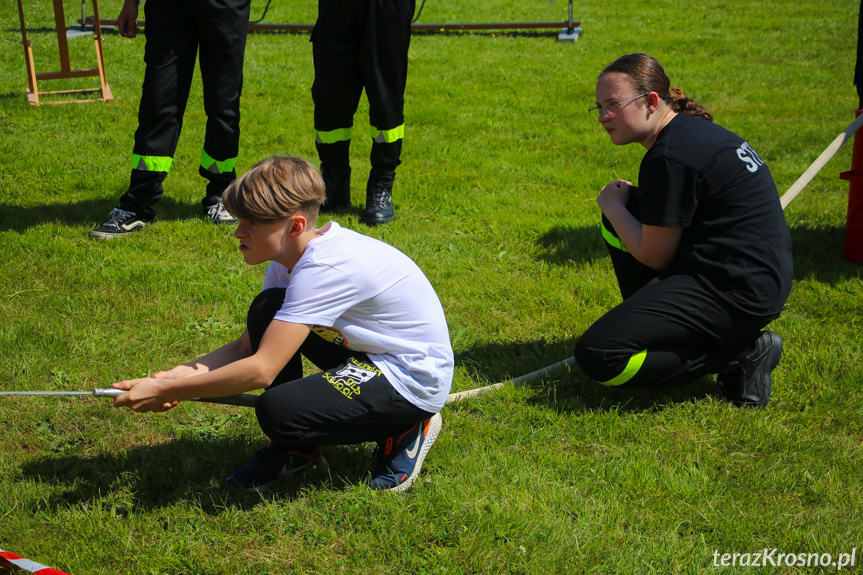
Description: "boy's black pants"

(311, 0), (414, 173)
(574, 188), (776, 389)
(247, 289), (432, 447)
(119, 0), (251, 219)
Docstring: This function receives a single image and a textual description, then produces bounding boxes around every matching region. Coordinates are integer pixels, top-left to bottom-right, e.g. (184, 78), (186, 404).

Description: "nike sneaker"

(226, 444), (328, 493)
(370, 413), (442, 492)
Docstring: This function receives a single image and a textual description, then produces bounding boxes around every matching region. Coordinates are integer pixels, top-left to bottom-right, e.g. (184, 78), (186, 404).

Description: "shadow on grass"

(534, 224), (606, 266)
(535, 223), (863, 282)
(17, 435), (376, 514)
(456, 338), (718, 415)
(0, 197), (215, 233)
(789, 224), (863, 283)
(528, 367), (719, 414)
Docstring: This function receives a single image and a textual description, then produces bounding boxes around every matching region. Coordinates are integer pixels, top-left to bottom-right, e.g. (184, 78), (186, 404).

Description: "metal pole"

(0, 389), (260, 407)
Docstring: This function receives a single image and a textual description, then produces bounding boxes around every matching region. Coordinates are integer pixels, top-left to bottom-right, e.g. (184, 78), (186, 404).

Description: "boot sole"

(361, 215), (395, 226)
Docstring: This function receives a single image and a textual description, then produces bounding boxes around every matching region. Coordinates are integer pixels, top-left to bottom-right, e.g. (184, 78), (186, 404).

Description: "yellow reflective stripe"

(600, 349), (647, 386)
(132, 154), (173, 172)
(371, 124), (404, 144)
(602, 222), (628, 252)
(316, 127), (352, 144)
(200, 150), (237, 174)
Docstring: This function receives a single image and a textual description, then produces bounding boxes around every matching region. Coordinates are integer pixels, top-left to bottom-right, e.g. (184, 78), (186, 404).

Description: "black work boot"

(321, 166), (351, 213)
(718, 331), (783, 408)
(362, 169), (395, 226)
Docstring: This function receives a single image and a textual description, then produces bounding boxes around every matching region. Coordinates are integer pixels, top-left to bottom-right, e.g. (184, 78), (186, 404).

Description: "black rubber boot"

(321, 166), (351, 213)
(718, 331), (783, 408)
(362, 169), (395, 226)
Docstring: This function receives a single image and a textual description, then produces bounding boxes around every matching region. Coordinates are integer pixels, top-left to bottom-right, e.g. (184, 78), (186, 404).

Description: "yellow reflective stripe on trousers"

(600, 349), (647, 386)
(200, 150), (238, 174)
(602, 222), (628, 252)
(132, 154), (173, 172)
(316, 127), (353, 144)
(371, 124), (404, 144)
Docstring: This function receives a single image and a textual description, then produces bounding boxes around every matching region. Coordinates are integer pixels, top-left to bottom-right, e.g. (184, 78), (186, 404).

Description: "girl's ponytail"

(669, 87), (713, 122)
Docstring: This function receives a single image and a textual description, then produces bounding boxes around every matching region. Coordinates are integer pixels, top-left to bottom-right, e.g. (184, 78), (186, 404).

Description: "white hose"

(445, 357), (576, 404)
(780, 113), (863, 210)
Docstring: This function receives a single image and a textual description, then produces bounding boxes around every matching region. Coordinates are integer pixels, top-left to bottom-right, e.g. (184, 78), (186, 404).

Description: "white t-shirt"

(262, 221), (454, 412)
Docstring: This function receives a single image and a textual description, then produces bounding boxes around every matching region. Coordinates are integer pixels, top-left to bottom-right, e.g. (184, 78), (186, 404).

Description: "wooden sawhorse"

(16, 0), (114, 105)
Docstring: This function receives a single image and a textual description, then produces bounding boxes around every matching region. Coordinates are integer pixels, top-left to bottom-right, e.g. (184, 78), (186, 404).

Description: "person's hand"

(597, 179), (632, 213)
(112, 378), (178, 413)
(153, 365), (200, 380)
(117, 0), (139, 38)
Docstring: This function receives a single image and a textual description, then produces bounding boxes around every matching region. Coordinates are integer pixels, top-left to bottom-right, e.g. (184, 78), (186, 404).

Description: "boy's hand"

(112, 378), (178, 413)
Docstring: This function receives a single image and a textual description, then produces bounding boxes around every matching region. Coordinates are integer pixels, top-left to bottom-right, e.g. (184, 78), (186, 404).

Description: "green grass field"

(1, 0), (862, 573)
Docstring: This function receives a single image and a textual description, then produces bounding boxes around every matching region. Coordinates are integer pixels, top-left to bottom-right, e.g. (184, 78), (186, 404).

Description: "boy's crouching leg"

(225, 391), (327, 493)
(254, 385), (311, 445)
(247, 288), (287, 347)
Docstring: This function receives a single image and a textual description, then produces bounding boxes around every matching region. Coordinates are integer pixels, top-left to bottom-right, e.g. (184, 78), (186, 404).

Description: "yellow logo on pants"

(323, 358), (382, 399)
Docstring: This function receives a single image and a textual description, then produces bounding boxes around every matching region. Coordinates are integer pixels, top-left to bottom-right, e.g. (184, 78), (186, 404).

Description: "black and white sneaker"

(207, 201), (238, 225)
(89, 208), (149, 240)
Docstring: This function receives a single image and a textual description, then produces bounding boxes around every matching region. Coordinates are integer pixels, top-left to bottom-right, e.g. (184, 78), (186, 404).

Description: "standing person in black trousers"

(574, 53), (793, 407)
(90, 0), (251, 240)
(311, 0), (415, 225)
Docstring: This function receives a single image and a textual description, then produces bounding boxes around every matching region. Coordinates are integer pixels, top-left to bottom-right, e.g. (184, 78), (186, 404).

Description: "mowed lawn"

(0, 0), (861, 573)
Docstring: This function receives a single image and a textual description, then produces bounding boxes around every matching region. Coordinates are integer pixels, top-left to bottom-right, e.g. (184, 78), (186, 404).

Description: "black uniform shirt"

(638, 113), (793, 317)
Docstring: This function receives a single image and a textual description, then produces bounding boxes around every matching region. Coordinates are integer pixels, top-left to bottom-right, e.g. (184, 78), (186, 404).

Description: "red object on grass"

(0, 550), (71, 575)
(840, 108), (863, 263)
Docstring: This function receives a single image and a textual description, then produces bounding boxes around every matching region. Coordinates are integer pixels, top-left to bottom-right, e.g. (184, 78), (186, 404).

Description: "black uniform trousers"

(247, 289), (432, 448)
(119, 0), (251, 220)
(311, 0), (414, 173)
(574, 188), (776, 389)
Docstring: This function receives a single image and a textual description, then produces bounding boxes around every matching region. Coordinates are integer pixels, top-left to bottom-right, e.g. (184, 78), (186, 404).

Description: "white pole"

(780, 113), (863, 210)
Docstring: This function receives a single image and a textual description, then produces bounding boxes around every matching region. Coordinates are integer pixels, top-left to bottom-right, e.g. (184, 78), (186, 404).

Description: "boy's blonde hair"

(223, 155), (325, 223)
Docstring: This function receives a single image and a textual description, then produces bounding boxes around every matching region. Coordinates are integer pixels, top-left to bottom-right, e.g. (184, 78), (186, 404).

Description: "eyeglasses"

(588, 93), (648, 121)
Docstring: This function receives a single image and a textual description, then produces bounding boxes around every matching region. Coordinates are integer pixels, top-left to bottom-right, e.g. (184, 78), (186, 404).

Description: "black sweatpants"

(119, 0), (251, 219)
(311, 0), (414, 173)
(574, 188), (776, 389)
(248, 289), (432, 447)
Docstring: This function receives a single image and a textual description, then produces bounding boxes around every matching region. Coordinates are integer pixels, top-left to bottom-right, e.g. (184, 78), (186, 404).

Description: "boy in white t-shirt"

(111, 155), (454, 493)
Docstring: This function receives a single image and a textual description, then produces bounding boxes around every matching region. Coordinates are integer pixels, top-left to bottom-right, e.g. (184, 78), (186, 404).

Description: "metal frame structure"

(86, 0), (581, 38)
